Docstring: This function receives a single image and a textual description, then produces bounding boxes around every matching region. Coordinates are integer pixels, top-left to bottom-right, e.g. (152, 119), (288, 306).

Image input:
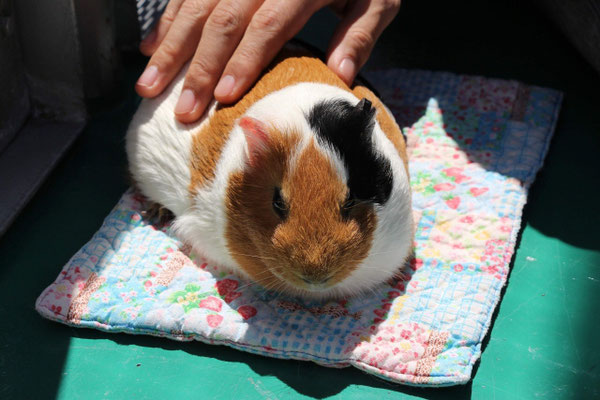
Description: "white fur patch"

(126, 63), (216, 216)
(172, 127), (248, 275)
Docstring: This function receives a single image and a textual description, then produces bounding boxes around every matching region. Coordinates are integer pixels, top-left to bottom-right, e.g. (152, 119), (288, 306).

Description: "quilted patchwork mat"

(36, 69), (562, 386)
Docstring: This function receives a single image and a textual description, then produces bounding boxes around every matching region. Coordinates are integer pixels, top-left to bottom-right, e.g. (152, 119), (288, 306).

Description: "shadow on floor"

(0, 56), (141, 399)
(68, 326), (472, 399)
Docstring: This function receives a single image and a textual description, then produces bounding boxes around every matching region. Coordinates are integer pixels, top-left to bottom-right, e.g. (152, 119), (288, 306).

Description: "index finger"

(174, 0), (264, 123)
(213, 0), (327, 104)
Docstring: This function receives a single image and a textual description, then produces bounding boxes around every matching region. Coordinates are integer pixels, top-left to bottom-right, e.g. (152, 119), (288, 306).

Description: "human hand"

(135, 0), (401, 123)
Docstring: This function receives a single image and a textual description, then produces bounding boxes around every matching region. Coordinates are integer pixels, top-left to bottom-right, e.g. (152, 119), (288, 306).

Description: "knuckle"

(250, 8), (284, 33)
(189, 56), (219, 77)
(378, 0), (402, 10)
(234, 45), (263, 68)
(208, 6), (241, 34)
(183, 71), (211, 93)
(183, 75), (205, 92)
(161, 6), (178, 23)
(180, 0), (210, 22)
(155, 40), (181, 65)
(346, 28), (374, 51)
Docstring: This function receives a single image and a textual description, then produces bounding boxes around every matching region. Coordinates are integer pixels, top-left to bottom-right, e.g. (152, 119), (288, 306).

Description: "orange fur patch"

(224, 129), (301, 291)
(273, 140), (376, 288)
(225, 132), (376, 294)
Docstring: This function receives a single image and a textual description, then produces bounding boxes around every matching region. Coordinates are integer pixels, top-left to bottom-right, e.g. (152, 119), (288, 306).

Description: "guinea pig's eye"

(341, 197), (357, 219)
(272, 187), (288, 219)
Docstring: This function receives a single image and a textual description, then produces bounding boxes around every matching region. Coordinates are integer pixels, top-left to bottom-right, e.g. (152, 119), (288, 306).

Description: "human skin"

(135, 0), (401, 124)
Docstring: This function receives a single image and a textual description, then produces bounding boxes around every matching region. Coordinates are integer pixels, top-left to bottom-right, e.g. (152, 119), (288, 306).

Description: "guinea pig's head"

(225, 98), (410, 298)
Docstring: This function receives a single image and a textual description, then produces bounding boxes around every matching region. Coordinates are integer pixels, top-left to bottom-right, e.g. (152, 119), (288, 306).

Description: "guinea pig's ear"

(355, 98), (376, 120)
(239, 116), (269, 166)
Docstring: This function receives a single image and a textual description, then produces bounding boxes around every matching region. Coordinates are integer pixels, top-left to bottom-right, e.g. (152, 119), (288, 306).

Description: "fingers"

(213, 0), (325, 104)
(135, 0), (218, 98)
(139, 0), (185, 56)
(137, 0), (394, 125)
(326, 0), (401, 85)
(174, 0), (264, 123)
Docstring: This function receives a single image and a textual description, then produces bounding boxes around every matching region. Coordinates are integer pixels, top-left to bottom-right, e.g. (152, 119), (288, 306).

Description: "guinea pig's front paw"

(141, 202), (175, 225)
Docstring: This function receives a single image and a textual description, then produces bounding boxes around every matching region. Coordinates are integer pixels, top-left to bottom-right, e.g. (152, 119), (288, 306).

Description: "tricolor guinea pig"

(126, 48), (413, 299)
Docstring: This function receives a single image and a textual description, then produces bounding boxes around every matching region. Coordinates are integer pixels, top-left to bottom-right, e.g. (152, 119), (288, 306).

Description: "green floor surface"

(1, 1), (599, 399)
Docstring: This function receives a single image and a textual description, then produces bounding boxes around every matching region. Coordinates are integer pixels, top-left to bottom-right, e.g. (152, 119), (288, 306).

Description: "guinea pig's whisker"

(264, 281), (284, 294)
(269, 282), (285, 293)
(341, 263), (379, 270)
(230, 254), (276, 261)
(241, 271), (275, 283)
(366, 249), (408, 256)
(270, 279), (292, 296)
(227, 251), (277, 261)
(244, 271), (272, 280)
(236, 276), (276, 291)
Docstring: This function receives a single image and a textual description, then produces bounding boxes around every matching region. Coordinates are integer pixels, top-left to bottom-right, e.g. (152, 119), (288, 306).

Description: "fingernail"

(175, 89), (197, 115)
(137, 65), (159, 88)
(141, 29), (157, 47)
(214, 75), (236, 98)
(339, 58), (356, 84)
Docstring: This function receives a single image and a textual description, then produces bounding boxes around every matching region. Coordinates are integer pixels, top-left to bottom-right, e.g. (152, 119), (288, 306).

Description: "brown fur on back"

(189, 51), (408, 193)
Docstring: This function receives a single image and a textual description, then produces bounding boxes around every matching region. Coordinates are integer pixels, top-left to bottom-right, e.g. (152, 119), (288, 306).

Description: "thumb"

(326, 0), (400, 85)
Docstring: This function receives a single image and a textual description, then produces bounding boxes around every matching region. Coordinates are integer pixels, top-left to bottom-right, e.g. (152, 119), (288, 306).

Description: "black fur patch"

(307, 98), (393, 205)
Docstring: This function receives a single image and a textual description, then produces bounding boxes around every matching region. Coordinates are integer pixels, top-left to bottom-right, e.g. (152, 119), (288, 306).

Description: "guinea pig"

(126, 47), (413, 299)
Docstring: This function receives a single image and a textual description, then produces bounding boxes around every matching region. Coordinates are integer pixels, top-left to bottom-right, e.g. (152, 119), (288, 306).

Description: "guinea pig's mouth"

(264, 266), (341, 297)
(286, 271), (338, 292)
(301, 283), (335, 293)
